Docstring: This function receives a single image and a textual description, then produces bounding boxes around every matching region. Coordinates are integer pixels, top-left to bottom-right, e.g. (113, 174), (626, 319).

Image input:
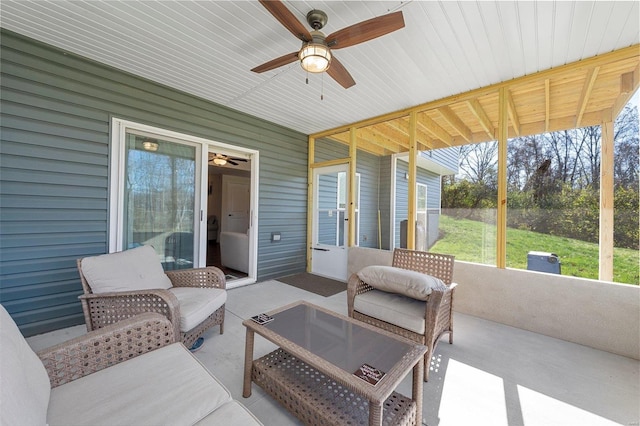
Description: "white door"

(311, 164), (349, 281)
(221, 175), (250, 233)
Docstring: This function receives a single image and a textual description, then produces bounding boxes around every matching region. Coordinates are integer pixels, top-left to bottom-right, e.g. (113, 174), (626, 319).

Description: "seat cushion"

(0, 305), (51, 426)
(354, 290), (426, 334)
(168, 287), (227, 332)
(357, 265), (445, 300)
(195, 401), (263, 425)
(81, 245), (172, 293)
(47, 343), (232, 426)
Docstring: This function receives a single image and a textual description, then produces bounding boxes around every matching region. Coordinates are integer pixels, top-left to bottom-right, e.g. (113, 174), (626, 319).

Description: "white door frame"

(109, 118), (259, 288)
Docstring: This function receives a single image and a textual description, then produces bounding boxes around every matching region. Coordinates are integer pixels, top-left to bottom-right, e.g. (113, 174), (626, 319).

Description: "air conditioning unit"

(527, 251), (561, 274)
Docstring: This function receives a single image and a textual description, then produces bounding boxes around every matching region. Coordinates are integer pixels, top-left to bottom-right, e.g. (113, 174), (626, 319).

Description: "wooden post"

(306, 136), (315, 272)
(349, 127), (357, 247)
(497, 88), (508, 269)
(408, 112), (417, 250)
(599, 120), (614, 281)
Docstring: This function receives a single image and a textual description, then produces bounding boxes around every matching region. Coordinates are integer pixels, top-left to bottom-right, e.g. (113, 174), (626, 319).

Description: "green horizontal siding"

(0, 29), (308, 336)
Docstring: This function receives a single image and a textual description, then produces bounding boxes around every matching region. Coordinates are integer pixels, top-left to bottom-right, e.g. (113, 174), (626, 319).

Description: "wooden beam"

(497, 88), (508, 269)
(329, 134), (388, 156)
(466, 98), (495, 139)
(310, 44), (639, 139)
(609, 64), (640, 120)
(407, 112), (417, 250)
(418, 113), (453, 145)
(599, 120), (614, 282)
(438, 106), (472, 142)
(306, 136), (315, 273)
(348, 127), (357, 247)
(576, 66), (600, 128)
(385, 119), (431, 151)
(507, 90), (521, 136)
(544, 79), (550, 132)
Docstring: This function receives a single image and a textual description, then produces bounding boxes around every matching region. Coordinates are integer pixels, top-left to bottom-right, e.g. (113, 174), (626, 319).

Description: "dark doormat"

(276, 272), (346, 297)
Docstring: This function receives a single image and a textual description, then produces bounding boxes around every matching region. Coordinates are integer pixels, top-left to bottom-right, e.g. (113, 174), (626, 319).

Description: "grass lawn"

(431, 214), (639, 285)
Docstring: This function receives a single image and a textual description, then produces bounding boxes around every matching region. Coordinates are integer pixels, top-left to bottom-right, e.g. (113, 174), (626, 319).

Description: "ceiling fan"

(209, 153), (248, 166)
(251, 0), (405, 89)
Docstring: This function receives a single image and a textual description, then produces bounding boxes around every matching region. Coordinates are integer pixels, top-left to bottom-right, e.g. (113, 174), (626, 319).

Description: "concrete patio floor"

(27, 280), (639, 426)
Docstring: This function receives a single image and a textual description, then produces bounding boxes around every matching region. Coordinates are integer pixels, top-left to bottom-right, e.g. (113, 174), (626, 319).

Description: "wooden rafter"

(438, 106), (472, 142)
(466, 98), (495, 139)
(576, 66), (600, 128)
(418, 113), (452, 146)
(507, 90), (520, 136)
(544, 79), (550, 132)
(311, 45), (639, 158)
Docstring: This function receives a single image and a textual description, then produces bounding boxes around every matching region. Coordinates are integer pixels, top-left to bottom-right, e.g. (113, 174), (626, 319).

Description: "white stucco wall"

(348, 247), (640, 360)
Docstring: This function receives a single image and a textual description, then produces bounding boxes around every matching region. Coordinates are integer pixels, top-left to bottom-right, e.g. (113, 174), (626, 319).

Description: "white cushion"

(220, 232), (249, 274)
(195, 401), (263, 425)
(81, 245), (172, 294)
(47, 343), (232, 426)
(0, 305), (51, 426)
(357, 265), (445, 301)
(354, 290), (426, 334)
(168, 287), (227, 332)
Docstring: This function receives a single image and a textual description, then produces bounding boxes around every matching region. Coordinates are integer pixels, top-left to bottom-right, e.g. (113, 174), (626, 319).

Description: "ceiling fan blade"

(326, 11), (405, 50)
(259, 0), (312, 42)
(251, 52), (299, 73)
(327, 57), (355, 89)
(228, 160), (239, 166)
(230, 158), (248, 162)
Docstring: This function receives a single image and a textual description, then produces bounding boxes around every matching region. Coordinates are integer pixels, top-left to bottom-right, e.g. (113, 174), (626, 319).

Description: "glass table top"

(263, 303), (415, 376)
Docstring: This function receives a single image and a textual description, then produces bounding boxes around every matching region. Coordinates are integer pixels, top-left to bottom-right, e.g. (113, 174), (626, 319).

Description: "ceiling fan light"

(142, 140), (159, 152)
(299, 43), (331, 73)
(213, 158), (227, 166)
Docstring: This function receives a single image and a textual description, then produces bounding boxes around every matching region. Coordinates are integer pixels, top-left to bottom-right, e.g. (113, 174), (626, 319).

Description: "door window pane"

(123, 133), (196, 269)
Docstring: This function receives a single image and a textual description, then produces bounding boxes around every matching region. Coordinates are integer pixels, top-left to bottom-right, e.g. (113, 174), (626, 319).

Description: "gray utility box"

(527, 251), (561, 274)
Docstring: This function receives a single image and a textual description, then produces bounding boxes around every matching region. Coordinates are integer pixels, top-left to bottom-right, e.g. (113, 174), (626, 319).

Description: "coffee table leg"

(369, 401), (383, 426)
(412, 358), (424, 425)
(243, 328), (255, 398)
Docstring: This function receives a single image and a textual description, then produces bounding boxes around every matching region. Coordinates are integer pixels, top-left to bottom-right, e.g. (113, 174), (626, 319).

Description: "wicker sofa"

(0, 305), (262, 426)
(347, 248), (456, 381)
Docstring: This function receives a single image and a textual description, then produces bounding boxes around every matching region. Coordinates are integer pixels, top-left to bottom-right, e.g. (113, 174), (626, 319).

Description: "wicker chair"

(77, 245), (226, 349)
(347, 248), (456, 381)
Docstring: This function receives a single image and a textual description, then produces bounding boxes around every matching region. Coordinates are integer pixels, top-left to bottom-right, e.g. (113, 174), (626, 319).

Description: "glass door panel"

(123, 133), (196, 270)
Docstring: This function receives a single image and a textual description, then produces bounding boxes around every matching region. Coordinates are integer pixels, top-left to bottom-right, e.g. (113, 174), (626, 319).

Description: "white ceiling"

(1, 1), (638, 135)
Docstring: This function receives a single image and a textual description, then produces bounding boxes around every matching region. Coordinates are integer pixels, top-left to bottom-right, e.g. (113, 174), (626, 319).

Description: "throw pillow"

(357, 265), (445, 300)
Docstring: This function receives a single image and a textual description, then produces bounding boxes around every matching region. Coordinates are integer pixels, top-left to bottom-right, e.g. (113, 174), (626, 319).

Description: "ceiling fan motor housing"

(306, 10), (328, 30)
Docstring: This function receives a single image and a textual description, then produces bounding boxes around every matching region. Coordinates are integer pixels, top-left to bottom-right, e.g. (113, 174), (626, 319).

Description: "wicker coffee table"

(242, 301), (427, 426)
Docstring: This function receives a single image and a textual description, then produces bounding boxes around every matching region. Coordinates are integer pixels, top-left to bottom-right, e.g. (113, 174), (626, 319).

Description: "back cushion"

(81, 245), (172, 294)
(0, 305), (51, 426)
(357, 265), (445, 301)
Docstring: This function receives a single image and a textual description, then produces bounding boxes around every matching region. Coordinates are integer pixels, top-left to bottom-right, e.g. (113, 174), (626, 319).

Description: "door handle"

(311, 247), (330, 251)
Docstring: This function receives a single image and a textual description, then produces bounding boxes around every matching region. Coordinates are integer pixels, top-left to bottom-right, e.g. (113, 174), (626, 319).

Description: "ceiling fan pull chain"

(321, 72), (324, 101)
(306, 69), (309, 85)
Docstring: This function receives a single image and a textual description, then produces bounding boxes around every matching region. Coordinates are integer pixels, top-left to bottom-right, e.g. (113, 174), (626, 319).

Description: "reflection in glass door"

(122, 133), (197, 270)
